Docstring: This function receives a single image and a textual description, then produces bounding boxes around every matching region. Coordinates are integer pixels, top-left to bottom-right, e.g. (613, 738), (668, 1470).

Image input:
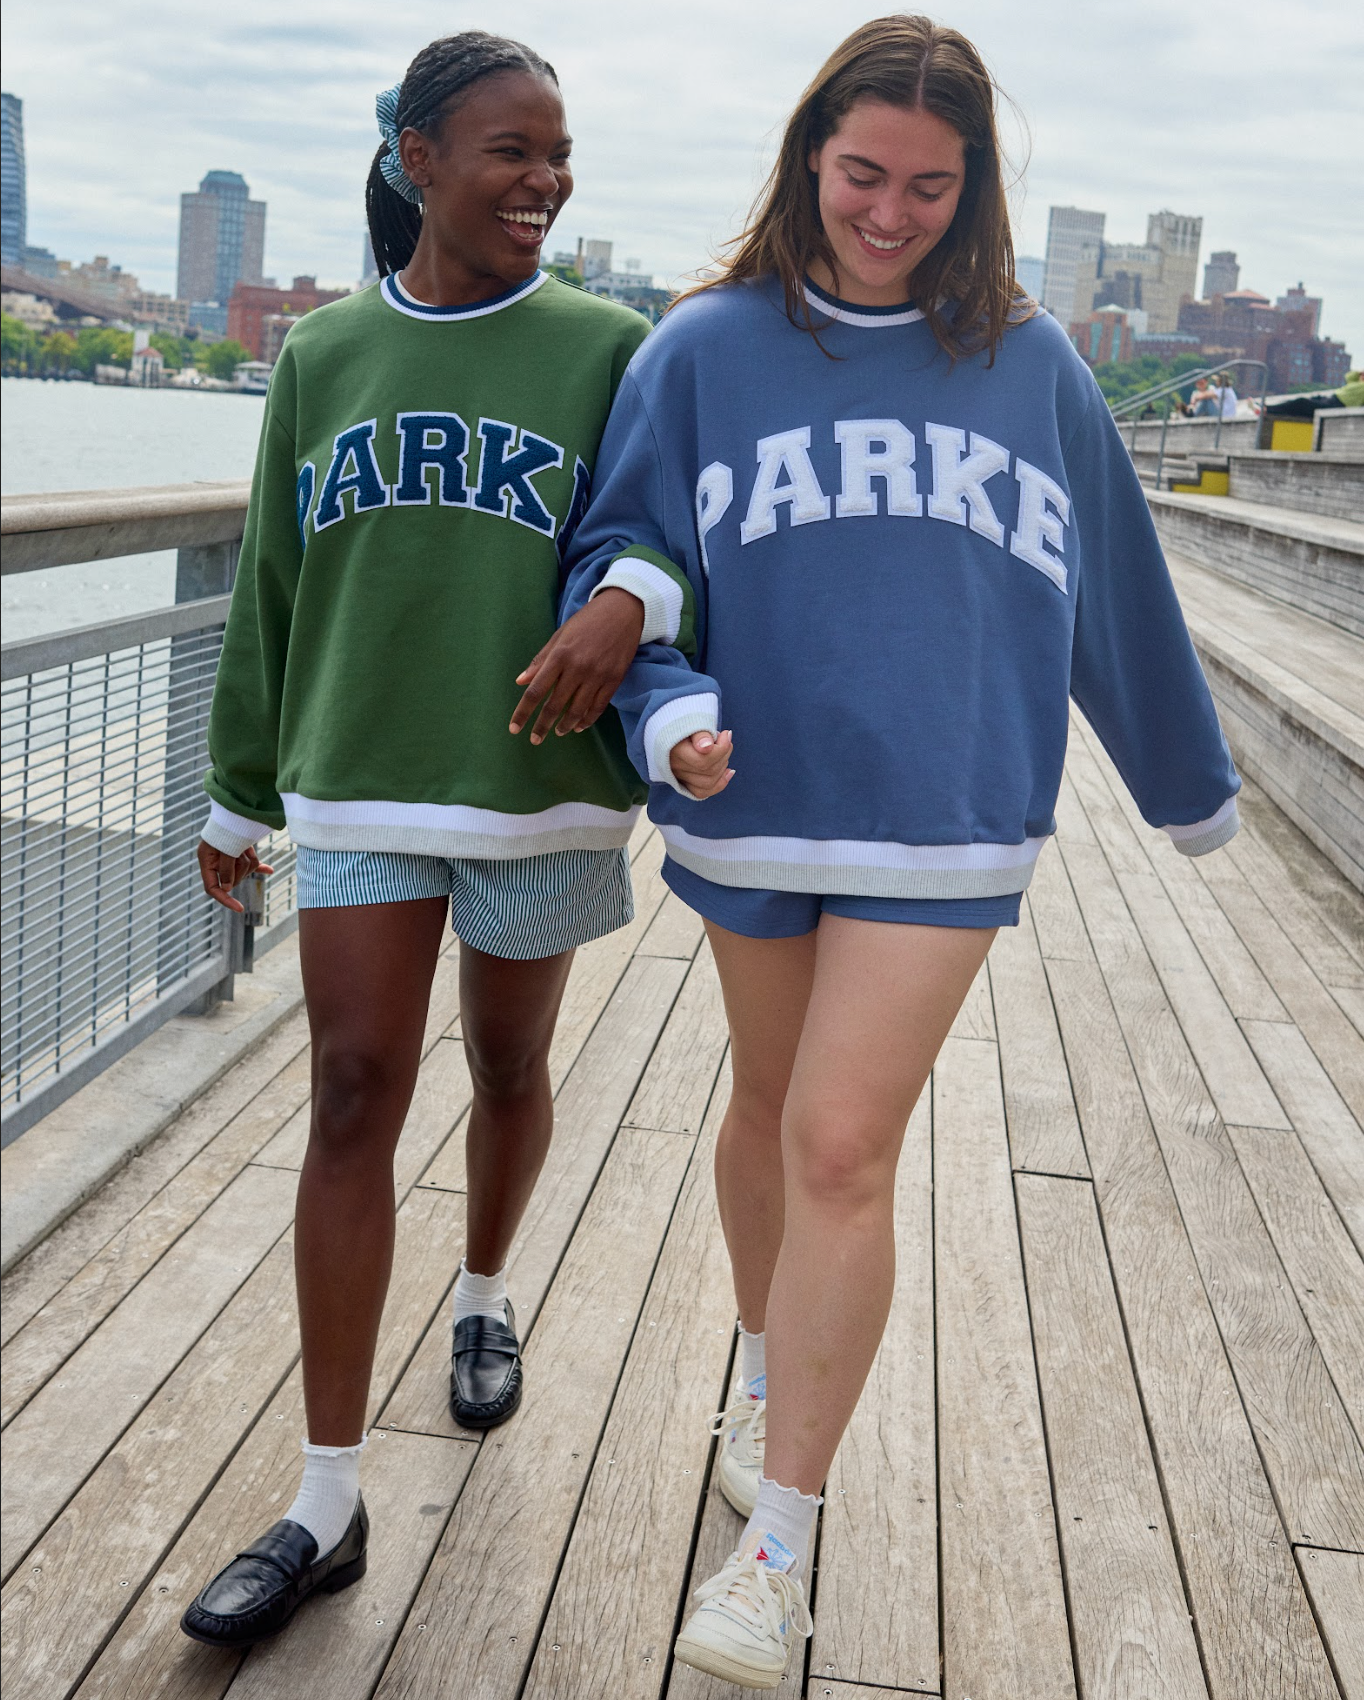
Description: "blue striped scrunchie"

(376, 84), (423, 205)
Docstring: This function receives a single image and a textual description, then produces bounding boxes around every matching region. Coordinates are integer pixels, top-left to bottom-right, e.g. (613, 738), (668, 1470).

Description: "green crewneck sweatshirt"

(202, 269), (650, 861)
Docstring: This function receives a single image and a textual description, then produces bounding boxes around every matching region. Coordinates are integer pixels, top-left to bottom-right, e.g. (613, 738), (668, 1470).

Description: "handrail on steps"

(1109, 359), (1270, 491)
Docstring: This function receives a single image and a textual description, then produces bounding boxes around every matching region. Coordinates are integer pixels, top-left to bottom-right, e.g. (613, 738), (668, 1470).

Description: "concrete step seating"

(1147, 490), (1363, 638)
(1165, 548), (1362, 890)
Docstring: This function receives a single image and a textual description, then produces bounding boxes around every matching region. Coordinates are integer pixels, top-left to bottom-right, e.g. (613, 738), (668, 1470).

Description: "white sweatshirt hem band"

(659, 823), (1047, 898)
(591, 558), (684, 646)
(280, 792), (639, 859)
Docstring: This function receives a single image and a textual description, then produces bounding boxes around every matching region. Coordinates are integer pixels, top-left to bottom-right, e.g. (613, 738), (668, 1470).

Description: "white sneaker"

(711, 1386), (765, 1517)
(673, 1537), (812, 1690)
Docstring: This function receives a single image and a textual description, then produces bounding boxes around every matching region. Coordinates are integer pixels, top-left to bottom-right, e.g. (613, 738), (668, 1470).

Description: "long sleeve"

(561, 369), (721, 794)
(1067, 392), (1240, 854)
(200, 374), (304, 855)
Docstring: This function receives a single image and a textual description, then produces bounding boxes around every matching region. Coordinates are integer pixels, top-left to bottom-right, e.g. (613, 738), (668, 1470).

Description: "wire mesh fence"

(1, 609), (295, 1132)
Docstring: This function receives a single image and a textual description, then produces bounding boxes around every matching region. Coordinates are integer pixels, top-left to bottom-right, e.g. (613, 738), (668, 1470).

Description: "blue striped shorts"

(295, 846), (634, 961)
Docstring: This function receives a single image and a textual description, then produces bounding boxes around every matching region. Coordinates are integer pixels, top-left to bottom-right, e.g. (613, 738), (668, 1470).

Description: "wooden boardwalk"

(3, 712), (1363, 1700)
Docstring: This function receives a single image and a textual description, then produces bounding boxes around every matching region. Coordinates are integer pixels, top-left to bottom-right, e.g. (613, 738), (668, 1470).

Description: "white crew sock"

(453, 1258), (509, 1325)
(283, 1435), (365, 1555)
(738, 1325), (766, 1400)
(740, 1475), (822, 1579)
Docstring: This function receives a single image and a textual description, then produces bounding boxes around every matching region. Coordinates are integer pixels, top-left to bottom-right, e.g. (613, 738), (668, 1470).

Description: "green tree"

(1, 310), (39, 374)
(149, 331), (184, 370)
(42, 330), (78, 375)
(545, 263), (586, 289)
(204, 339), (250, 381)
(72, 325), (134, 375)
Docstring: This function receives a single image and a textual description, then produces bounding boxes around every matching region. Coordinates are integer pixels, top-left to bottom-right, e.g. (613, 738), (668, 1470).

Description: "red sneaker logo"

(755, 1546), (769, 1562)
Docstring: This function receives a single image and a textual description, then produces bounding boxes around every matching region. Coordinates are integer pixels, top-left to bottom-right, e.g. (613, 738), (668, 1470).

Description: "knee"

(310, 1047), (408, 1161)
(783, 1106), (894, 1216)
(724, 1076), (787, 1150)
(463, 1034), (547, 1104)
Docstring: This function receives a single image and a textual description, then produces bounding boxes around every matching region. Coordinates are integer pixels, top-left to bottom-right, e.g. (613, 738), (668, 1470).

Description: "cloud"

(5, 0), (1362, 350)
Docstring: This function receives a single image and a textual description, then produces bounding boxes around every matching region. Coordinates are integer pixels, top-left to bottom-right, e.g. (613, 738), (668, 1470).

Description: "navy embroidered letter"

(556, 456), (592, 562)
(474, 418), (563, 536)
(313, 420), (390, 531)
(394, 412), (470, 507)
(295, 461), (316, 547)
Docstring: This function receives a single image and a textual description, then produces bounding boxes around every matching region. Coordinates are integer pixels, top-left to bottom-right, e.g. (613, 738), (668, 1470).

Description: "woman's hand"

(510, 589), (646, 744)
(670, 730), (735, 799)
(197, 841), (275, 912)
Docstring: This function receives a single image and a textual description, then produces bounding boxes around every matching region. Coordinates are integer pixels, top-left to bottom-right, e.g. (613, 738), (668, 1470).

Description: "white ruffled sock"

(283, 1435), (365, 1555)
(453, 1258), (508, 1324)
(740, 1474), (822, 1578)
(738, 1325), (766, 1400)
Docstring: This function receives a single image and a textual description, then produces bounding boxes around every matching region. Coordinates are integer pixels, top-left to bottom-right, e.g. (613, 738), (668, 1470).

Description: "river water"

(2, 377), (267, 641)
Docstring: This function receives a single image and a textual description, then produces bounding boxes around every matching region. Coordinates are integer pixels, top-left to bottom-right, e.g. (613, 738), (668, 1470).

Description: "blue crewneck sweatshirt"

(560, 277), (1239, 899)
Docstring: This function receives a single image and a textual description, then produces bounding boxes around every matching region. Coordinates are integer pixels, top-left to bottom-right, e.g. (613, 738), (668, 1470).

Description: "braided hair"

(365, 32), (559, 278)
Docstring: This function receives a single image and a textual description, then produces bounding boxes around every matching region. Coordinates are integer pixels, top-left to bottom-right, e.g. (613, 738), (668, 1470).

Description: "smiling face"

(399, 70), (572, 298)
(807, 99), (966, 306)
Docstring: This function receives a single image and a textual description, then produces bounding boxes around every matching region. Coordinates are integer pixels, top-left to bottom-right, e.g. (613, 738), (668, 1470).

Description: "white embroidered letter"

(925, 423), (1009, 546)
(1010, 459), (1071, 591)
(834, 419), (922, 518)
(695, 461), (734, 576)
(740, 427), (831, 544)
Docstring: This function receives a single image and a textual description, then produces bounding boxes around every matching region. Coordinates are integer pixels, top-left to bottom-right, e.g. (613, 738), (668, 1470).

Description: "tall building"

(1276, 282), (1322, 336)
(177, 170), (266, 308)
(1069, 208), (1202, 336)
(1042, 207), (1105, 327)
(360, 233), (378, 288)
(1203, 250), (1239, 298)
(2, 92), (26, 269)
(576, 238), (613, 281)
(227, 275), (348, 361)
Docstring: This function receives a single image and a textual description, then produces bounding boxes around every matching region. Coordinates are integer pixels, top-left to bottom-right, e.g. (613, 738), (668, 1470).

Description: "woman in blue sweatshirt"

(528, 15), (1239, 1687)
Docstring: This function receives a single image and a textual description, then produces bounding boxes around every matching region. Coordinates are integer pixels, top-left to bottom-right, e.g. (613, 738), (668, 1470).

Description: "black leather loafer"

(450, 1300), (523, 1428)
(180, 1496), (368, 1648)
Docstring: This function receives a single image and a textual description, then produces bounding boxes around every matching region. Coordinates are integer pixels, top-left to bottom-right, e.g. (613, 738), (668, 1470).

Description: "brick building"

(1177, 289), (1350, 393)
(227, 275), (347, 360)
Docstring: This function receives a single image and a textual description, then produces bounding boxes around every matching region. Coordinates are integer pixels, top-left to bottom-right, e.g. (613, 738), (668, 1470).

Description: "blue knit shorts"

(663, 857), (1020, 939)
(295, 846), (634, 960)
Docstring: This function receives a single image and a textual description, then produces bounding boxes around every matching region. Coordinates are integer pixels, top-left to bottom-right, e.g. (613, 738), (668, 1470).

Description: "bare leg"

(459, 944), (575, 1276)
(704, 922), (816, 1332)
(295, 898), (447, 1445)
(764, 915), (994, 1493)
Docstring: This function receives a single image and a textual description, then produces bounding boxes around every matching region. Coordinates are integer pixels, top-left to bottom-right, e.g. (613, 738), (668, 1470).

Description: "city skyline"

(2, 0), (1361, 352)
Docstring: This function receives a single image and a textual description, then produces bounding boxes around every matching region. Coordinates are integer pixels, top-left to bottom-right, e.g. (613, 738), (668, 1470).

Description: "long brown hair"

(686, 15), (1031, 361)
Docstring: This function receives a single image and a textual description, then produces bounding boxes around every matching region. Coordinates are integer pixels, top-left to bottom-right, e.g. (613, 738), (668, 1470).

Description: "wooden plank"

(1195, 850), (1364, 1126)
(933, 1035), (1076, 1700)
(380, 954), (688, 1439)
(1, 1163), (297, 1581)
(1223, 1122), (1364, 1439)
(810, 1098), (939, 1694)
(1070, 716), (1289, 1022)
(1015, 1173), (1208, 1700)
(1056, 833), (1364, 1554)
(621, 947), (729, 1136)
(637, 889), (706, 960)
(226, 1431), (472, 1700)
(72, 1187), (470, 1700)
(947, 961), (994, 1041)
(1229, 801), (1364, 990)
(2, 1048), (313, 1428)
(0, 1240), (300, 1699)
(522, 1062), (734, 1699)
(1242, 1020), (1364, 1254)
(371, 1127), (694, 1700)
(0, 1009), (310, 1349)
(1066, 733), (1290, 1130)
(806, 1685), (932, 1700)
(1045, 951), (1340, 1699)
(1297, 1547), (1364, 1699)
(988, 909), (1090, 1177)
(1332, 982), (1364, 1041)
(251, 1036), (471, 1192)
(1026, 842), (1092, 964)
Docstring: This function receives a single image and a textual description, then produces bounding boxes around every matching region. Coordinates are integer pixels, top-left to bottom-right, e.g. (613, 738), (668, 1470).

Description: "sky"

(5, 0), (1363, 355)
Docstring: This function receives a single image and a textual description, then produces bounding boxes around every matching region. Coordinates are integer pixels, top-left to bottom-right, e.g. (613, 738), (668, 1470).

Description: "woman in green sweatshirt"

(181, 31), (649, 1647)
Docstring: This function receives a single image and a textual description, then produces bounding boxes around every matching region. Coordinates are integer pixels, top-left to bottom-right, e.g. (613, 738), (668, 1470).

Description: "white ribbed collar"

(801, 278), (924, 328)
(381, 268), (548, 322)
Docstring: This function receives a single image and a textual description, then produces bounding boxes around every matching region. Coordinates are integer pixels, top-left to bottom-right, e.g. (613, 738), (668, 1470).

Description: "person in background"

(180, 29), (649, 1649)
(1218, 374), (1239, 418)
(1188, 374), (1218, 417)
(1264, 368), (1364, 420)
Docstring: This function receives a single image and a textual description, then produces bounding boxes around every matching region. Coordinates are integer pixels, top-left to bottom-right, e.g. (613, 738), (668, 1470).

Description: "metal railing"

(1, 483), (297, 1144)
(1110, 360), (1269, 490)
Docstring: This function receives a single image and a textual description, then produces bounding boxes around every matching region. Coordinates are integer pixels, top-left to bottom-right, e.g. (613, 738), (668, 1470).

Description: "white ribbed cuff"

(591, 558), (684, 646)
(1165, 795), (1240, 857)
(201, 800), (273, 859)
(643, 692), (721, 795)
